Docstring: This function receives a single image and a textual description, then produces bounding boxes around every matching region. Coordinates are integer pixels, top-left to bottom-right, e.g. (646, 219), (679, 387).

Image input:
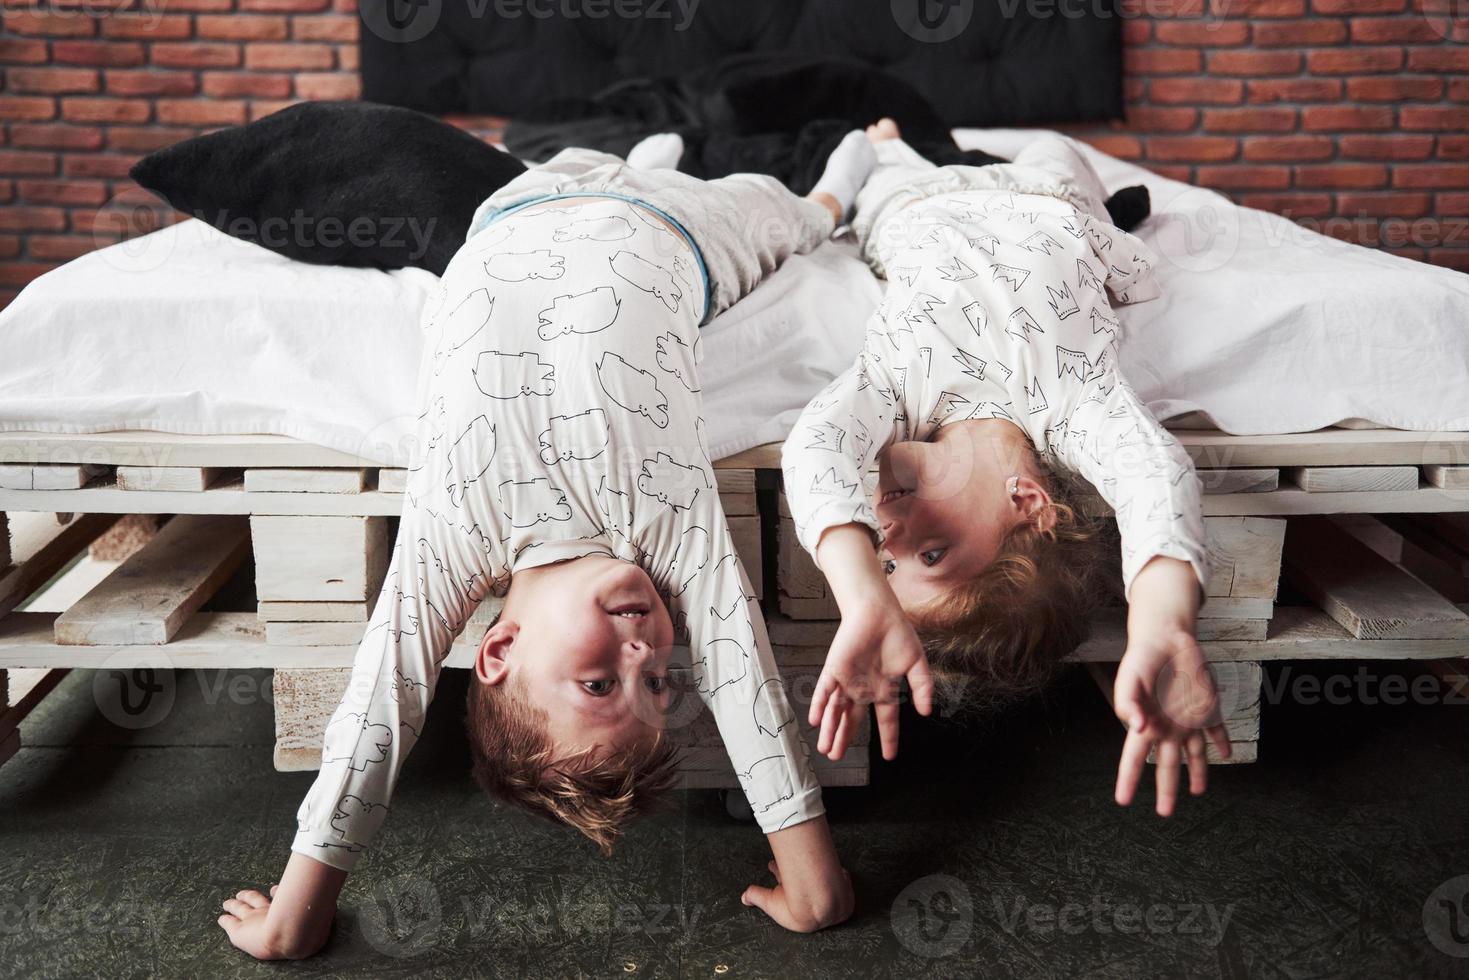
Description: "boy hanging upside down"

(218, 132), (883, 959)
(782, 121), (1227, 815)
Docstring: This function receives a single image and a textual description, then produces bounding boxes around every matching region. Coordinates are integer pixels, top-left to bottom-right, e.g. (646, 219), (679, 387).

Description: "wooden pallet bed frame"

(2, 428), (1468, 786)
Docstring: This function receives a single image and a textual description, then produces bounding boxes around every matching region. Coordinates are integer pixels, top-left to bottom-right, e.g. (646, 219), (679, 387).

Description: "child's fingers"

(906, 655), (935, 717)
(217, 913), (238, 930)
(1114, 728), (1150, 806)
(809, 671), (837, 729)
(221, 898), (252, 918)
(1185, 733), (1208, 796)
(817, 691), (844, 756)
(767, 859), (783, 885)
(827, 704), (852, 761)
(1204, 722), (1231, 760)
(1154, 740), (1181, 817)
(269, 884), (278, 897)
(235, 889), (269, 909)
(741, 885), (794, 929)
(875, 701), (901, 761)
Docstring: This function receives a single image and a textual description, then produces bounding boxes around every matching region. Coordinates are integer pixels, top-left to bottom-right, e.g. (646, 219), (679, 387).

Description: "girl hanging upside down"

(781, 120), (1228, 817)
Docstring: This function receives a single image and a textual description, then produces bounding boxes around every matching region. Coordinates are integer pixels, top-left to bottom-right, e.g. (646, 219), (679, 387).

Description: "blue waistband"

(479, 192), (714, 325)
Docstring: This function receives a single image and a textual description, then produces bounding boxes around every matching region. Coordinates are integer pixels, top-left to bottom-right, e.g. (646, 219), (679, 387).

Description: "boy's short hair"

(464, 671), (678, 855)
(909, 468), (1114, 703)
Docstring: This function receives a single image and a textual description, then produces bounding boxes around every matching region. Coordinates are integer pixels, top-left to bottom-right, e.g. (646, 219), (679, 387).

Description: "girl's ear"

(474, 621), (516, 686)
(1011, 475), (1057, 533)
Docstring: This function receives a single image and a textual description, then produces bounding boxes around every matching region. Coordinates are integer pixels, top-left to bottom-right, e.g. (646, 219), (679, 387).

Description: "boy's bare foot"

(865, 118), (901, 143)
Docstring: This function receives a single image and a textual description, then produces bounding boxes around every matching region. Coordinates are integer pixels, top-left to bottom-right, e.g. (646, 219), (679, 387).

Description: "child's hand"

(219, 854), (345, 960)
(811, 593), (932, 761)
(743, 816), (854, 933)
(742, 859), (854, 933)
(1113, 557), (1229, 817)
(218, 886), (306, 961)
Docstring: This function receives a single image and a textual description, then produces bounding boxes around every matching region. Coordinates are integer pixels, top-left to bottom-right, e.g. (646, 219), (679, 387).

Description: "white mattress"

(3, 130), (1467, 464)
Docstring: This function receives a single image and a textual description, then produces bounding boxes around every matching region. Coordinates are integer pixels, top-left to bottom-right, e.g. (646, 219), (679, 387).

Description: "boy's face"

(476, 557), (674, 755)
(874, 425), (1051, 611)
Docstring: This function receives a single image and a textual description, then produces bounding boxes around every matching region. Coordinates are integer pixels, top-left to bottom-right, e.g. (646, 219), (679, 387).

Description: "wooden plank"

(258, 600), (371, 623)
(53, 515), (250, 645)
(1284, 516), (1469, 640)
(2, 464), (104, 490)
(0, 512), (9, 570)
(116, 465), (226, 492)
(0, 465), (33, 490)
(0, 513), (119, 619)
(0, 668), (67, 742)
(1199, 469), (1278, 494)
(1423, 465), (1469, 490)
(244, 468), (367, 494)
(727, 515), (763, 601)
(1197, 596), (1274, 620)
(272, 666), (351, 772)
(0, 729), (18, 768)
(250, 515), (389, 602)
(376, 469), (408, 493)
(265, 621), (365, 647)
(1200, 487), (1469, 516)
(1176, 428), (1469, 468)
(1286, 465), (1418, 493)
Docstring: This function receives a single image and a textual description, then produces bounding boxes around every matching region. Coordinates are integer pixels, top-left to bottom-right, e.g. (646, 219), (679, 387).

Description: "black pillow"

(130, 100), (526, 276)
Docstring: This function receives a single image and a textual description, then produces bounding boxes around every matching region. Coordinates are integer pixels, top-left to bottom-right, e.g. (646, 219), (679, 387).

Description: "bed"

(3, 0), (1468, 780)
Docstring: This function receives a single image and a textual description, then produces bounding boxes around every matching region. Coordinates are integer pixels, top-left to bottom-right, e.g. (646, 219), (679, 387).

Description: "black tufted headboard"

(359, 0), (1124, 126)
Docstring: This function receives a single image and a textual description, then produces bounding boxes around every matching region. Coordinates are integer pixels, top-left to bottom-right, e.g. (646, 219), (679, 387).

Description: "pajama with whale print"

(292, 199), (821, 871)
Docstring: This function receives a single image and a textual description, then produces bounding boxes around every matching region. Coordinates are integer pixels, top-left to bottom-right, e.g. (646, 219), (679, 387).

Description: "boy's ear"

(475, 621), (516, 686)
(1012, 476), (1057, 533)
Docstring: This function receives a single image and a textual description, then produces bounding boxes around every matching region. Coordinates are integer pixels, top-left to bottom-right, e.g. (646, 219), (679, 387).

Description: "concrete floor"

(1, 660), (1466, 979)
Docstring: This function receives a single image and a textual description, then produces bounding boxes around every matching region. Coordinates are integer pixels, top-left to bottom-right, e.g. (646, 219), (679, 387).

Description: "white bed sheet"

(0, 218), (877, 465)
(956, 128), (1469, 433)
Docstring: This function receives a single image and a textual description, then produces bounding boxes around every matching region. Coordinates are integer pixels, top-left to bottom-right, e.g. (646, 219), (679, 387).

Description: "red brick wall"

(0, 0), (1465, 307)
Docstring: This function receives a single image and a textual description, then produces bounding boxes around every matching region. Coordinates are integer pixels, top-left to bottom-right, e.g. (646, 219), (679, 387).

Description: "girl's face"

(874, 422), (1052, 610)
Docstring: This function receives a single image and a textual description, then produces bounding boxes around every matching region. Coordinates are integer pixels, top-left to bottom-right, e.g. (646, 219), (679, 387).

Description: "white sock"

(810, 130), (878, 222)
(874, 136), (935, 171)
(626, 132), (684, 171)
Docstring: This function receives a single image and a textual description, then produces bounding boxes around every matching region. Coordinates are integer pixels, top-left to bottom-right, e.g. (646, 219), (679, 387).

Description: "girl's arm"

(218, 853), (346, 960)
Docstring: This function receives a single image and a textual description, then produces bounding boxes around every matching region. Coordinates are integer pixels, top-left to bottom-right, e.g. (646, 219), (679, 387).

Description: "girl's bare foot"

(865, 118), (901, 143)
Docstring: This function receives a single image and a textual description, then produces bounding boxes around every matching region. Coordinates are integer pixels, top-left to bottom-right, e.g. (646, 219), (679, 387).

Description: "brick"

(1401, 106), (1469, 130)
(1394, 165), (1469, 189)
(1127, 49), (1203, 74)
(3, 11), (98, 36)
(1195, 165), (1291, 188)
(100, 14), (193, 39)
(17, 179), (109, 206)
(1203, 107), (1297, 133)
(151, 43), (243, 69)
(61, 97), (151, 124)
(1451, 78), (1469, 102)
(1350, 16), (1448, 42)
(1307, 48), (1404, 73)
(0, 236), (20, 260)
(242, 0), (331, 8)
(1211, 0), (1305, 15)
(1208, 50), (1302, 75)
(1122, 18), (1152, 44)
(1440, 136), (1469, 161)
(9, 123), (104, 151)
(293, 73), (361, 100)
(0, 264), (61, 287)
(9, 68), (101, 95)
(197, 15), (290, 40)
(53, 41), (146, 66)
(0, 207), (67, 231)
(336, 44), (357, 70)
(248, 100), (300, 121)
(0, 39), (51, 64)
(155, 99), (249, 126)
(64, 153), (139, 179)
(1248, 78), (1342, 103)
(1313, 0), (1404, 9)
(26, 235), (102, 261)
(1438, 194), (1469, 216)
(1146, 136), (1240, 163)
(106, 70), (199, 97)
(1321, 218), (1382, 247)
(1426, 249), (1469, 273)
(0, 151), (58, 176)
(0, 184), (11, 205)
(0, 97), (58, 122)
(292, 15), (359, 41)
(1155, 20), (1249, 44)
(1123, 106), (1199, 131)
(1301, 105), (1395, 130)
(1241, 135), (1334, 161)
(202, 72), (293, 98)
(1339, 134), (1436, 160)
(1407, 48), (1469, 71)
(108, 126), (196, 152)
(1080, 134), (1144, 160)
(1336, 192), (1432, 217)
(1252, 20), (1347, 45)
(156, 0), (234, 8)
(1347, 76), (1444, 101)
(1151, 78), (1244, 104)
(244, 43), (335, 70)
(1239, 192), (1334, 217)
(1295, 164), (1389, 188)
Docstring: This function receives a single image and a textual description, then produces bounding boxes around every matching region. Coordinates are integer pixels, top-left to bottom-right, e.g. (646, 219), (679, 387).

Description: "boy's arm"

(740, 816), (853, 933)
(218, 852), (346, 960)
